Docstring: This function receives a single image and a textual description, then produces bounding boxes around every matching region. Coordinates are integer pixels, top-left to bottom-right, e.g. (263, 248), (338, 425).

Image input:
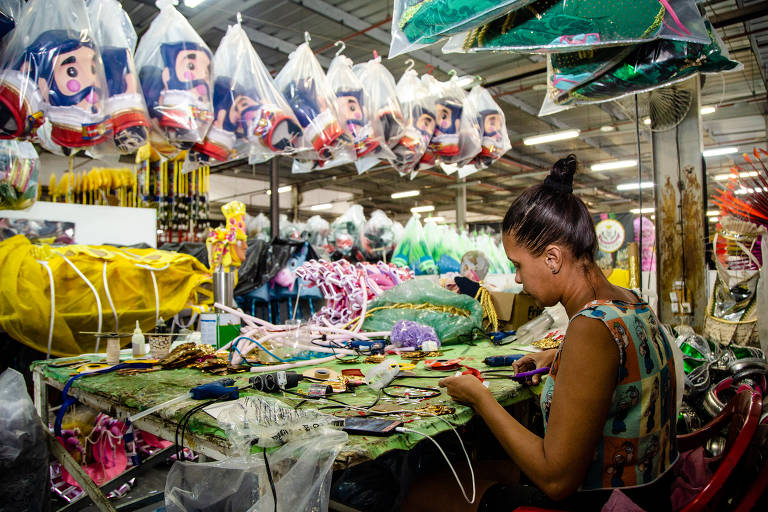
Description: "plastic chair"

(512, 390), (762, 512)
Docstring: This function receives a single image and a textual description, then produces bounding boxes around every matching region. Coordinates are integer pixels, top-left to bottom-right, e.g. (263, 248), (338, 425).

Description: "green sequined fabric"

(399, 0), (532, 45)
(556, 21), (739, 105)
(461, 0), (664, 51)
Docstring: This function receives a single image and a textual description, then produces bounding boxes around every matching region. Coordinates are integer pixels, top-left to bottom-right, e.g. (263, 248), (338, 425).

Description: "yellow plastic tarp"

(0, 235), (212, 357)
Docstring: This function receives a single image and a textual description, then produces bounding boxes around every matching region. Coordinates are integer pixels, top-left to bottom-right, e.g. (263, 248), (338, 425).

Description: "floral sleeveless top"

(539, 300), (679, 491)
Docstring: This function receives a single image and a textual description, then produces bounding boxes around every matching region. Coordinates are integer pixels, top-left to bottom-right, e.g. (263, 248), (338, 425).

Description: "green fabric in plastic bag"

(391, 216), (437, 275)
(555, 21), (739, 106)
(361, 279), (483, 345)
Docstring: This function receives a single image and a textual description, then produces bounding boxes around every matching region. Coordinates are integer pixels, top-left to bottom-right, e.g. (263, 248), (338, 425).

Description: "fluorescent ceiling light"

(391, 190), (420, 199)
(310, 203), (333, 211)
(714, 171), (757, 181)
(184, 0), (207, 7)
(266, 186), (292, 195)
(523, 129), (579, 146)
(703, 146), (738, 157)
(591, 159), (637, 171)
(617, 181), (654, 191)
(700, 106), (716, 115)
(643, 117), (651, 125)
(600, 125), (616, 132)
(630, 207), (655, 214)
(706, 210), (720, 217)
(423, 216), (445, 223)
(709, 217), (719, 223)
(735, 187), (768, 195)
(411, 205), (435, 213)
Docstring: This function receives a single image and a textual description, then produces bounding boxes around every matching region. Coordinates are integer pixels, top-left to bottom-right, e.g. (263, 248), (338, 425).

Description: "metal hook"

(304, 31), (311, 45)
(404, 59), (415, 73)
(236, 12), (242, 25)
(334, 40), (345, 57)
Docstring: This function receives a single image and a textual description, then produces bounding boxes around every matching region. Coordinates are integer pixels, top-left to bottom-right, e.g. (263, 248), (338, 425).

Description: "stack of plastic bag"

(87, 0), (151, 154)
(539, 20), (740, 114)
(135, 0), (213, 154)
(0, 139), (38, 210)
(275, 41), (346, 163)
(390, 67), (436, 175)
(193, 19), (302, 163)
(390, 0), (531, 57)
(0, 0), (112, 149)
(444, 0), (708, 54)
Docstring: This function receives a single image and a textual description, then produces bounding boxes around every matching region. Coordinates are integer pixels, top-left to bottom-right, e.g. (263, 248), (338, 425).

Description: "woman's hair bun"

(543, 154), (577, 193)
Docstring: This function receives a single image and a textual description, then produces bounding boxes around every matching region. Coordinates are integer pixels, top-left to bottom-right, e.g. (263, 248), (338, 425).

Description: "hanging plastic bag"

(0, 139), (38, 210)
(444, 0), (709, 54)
(302, 214), (332, 255)
(193, 21), (302, 163)
(135, 0), (213, 152)
(391, 215), (437, 275)
(389, 0), (533, 57)
(327, 54), (380, 159)
(355, 58), (403, 153)
(0, 1), (21, 42)
(87, 0), (151, 154)
(274, 41), (346, 162)
(415, 74), (444, 171)
(0, 0), (112, 147)
(390, 67), (435, 175)
(360, 209), (395, 260)
(429, 76), (478, 164)
(330, 204), (365, 256)
(540, 20), (741, 113)
(465, 86), (510, 169)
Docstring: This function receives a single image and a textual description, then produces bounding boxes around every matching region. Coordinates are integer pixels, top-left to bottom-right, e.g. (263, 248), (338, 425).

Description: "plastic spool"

(302, 367), (339, 381)
(106, 337), (121, 365)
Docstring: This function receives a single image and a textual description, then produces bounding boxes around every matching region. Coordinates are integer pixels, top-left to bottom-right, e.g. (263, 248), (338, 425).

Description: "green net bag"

(361, 278), (483, 345)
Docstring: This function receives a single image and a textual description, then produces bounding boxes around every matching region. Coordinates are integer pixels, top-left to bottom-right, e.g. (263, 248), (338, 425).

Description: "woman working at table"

(405, 155), (679, 511)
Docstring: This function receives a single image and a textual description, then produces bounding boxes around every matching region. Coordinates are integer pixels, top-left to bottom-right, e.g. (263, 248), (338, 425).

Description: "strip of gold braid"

(643, 6), (666, 39)
(500, 12), (514, 35)
(475, 286), (499, 333)
(464, 26), (481, 49)
(477, 23), (490, 46)
(344, 303), (472, 330)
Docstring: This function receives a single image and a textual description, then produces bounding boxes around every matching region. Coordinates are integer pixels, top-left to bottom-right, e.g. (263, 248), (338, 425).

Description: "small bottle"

(132, 321), (146, 358)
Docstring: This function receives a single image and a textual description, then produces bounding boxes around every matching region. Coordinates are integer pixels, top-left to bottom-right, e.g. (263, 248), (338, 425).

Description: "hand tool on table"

(488, 331), (517, 345)
(128, 378), (239, 423)
(483, 354), (526, 367)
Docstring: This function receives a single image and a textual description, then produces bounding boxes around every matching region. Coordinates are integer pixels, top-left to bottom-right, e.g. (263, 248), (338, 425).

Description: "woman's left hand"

(438, 374), (493, 407)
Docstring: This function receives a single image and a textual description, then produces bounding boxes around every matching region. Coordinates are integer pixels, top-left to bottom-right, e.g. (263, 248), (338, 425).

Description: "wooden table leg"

(33, 367), (50, 424)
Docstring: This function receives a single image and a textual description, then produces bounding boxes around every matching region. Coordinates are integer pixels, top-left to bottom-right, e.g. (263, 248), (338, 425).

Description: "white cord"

(396, 426), (476, 505)
(135, 263), (168, 325)
(38, 260), (55, 359)
(58, 253), (103, 350)
(102, 262), (118, 332)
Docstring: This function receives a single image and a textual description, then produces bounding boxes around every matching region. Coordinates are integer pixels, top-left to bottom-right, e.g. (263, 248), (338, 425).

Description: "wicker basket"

(704, 286), (760, 348)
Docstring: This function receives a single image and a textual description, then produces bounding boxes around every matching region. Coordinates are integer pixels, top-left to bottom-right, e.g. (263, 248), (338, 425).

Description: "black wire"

(381, 384), (441, 400)
(175, 386), (248, 460)
(263, 447), (278, 512)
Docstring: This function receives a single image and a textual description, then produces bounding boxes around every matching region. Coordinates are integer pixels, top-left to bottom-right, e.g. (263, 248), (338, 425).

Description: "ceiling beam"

(187, 0), (268, 36)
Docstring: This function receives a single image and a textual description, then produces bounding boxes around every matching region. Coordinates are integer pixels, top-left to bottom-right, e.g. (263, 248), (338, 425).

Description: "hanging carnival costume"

(87, 0), (151, 154)
(274, 41), (345, 162)
(193, 20), (302, 162)
(444, 0), (708, 54)
(135, 0), (213, 153)
(390, 67), (435, 175)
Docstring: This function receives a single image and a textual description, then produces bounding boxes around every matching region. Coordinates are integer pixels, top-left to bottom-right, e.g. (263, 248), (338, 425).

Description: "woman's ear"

(544, 245), (563, 275)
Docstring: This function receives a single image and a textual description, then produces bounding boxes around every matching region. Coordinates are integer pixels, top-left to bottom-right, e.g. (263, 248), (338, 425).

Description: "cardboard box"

(489, 290), (545, 331)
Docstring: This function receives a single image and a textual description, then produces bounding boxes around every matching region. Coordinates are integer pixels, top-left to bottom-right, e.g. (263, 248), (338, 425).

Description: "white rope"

(103, 262), (118, 332)
(58, 253), (103, 352)
(37, 260), (55, 359)
(134, 264), (168, 325)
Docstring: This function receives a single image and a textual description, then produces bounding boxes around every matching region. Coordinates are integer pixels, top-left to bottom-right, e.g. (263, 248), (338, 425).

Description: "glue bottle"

(132, 321), (146, 358)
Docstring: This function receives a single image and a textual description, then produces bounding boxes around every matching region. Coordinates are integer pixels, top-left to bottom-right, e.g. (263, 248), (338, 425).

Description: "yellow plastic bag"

(0, 235), (212, 357)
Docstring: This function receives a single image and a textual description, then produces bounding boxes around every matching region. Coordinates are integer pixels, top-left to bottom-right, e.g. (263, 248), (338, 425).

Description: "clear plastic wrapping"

(274, 42), (346, 162)
(0, 0), (112, 147)
(134, 0), (213, 153)
(390, 68), (435, 175)
(330, 204), (365, 255)
(390, 0), (532, 57)
(193, 22), (302, 163)
(467, 86), (510, 169)
(87, 0), (151, 154)
(355, 58), (403, 154)
(539, 19), (741, 114)
(0, 1), (21, 41)
(360, 209), (395, 260)
(444, 0), (709, 54)
(391, 215), (437, 275)
(0, 139), (38, 209)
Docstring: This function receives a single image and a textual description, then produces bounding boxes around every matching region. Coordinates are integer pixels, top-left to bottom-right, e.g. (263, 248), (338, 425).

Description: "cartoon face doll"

(27, 30), (110, 147)
(430, 98), (462, 157)
(335, 89), (365, 137)
(481, 109), (503, 141)
(101, 46), (150, 153)
(284, 78), (343, 159)
(156, 42), (213, 144)
(414, 106), (436, 141)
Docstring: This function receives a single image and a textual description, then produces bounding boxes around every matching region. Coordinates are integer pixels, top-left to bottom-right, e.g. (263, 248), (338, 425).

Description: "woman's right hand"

(510, 349), (557, 385)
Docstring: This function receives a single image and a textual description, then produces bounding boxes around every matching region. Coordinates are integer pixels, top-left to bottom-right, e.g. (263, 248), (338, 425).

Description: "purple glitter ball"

(390, 320), (440, 348)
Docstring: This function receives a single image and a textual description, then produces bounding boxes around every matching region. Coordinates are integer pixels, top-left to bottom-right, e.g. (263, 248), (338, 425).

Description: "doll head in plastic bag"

(460, 250), (489, 282)
(160, 42), (211, 102)
(431, 97), (462, 157)
(283, 77), (343, 159)
(101, 47), (149, 153)
(336, 88), (364, 135)
(414, 104), (436, 142)
(23, 30), (111, 147)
